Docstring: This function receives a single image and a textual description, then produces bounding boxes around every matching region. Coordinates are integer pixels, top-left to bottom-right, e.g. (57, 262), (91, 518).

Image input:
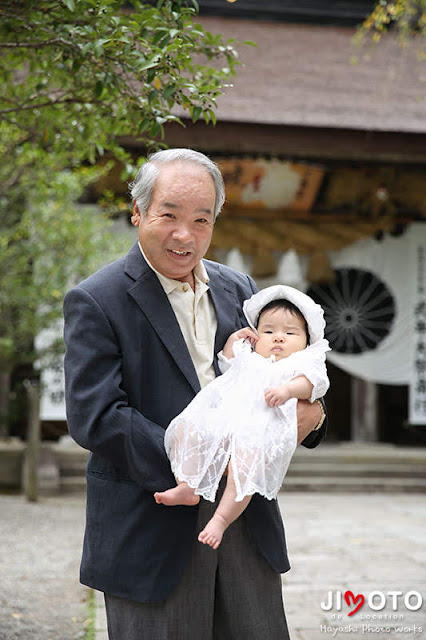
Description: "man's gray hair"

(129, 148), (225, 222)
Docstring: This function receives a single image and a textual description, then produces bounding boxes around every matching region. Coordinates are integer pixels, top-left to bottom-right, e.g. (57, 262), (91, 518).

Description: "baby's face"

(255, 307), (307, 361)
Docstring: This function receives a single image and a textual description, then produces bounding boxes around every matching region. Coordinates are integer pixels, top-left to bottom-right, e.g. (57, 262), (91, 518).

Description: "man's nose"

(172, 225), (192, 243)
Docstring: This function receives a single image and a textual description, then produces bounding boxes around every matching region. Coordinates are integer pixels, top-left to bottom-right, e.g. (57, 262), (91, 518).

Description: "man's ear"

(131, 202), (141, 227)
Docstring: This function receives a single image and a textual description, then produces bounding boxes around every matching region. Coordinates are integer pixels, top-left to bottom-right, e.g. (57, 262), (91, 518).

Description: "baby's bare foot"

(154, 483), (200, 507)
(198, 514), (228, 549)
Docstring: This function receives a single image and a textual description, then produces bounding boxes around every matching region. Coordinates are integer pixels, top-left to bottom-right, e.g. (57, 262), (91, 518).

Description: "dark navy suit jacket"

(63, 241), (325, 603)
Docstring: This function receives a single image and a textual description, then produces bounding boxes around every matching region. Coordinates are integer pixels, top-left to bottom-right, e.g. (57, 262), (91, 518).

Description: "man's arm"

(63, 287), (175, 493)
(296, 398), (327, 447)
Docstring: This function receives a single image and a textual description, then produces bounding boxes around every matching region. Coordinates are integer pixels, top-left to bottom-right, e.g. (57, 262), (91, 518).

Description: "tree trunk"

(0, 370), (11, 439)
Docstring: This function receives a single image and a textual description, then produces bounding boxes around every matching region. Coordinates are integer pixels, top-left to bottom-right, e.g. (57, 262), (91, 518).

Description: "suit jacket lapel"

(205, 261), (243, 373)
(125, 243), (200, 394)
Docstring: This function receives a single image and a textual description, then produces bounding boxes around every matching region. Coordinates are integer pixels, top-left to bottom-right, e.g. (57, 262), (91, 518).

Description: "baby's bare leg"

(154, 481), (200, 506)
(198, 466), (252, 549)
(155, 420), (201, 506)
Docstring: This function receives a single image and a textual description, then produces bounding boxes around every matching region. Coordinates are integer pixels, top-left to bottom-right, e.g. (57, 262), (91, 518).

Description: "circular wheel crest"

(307, 268), (396, 354)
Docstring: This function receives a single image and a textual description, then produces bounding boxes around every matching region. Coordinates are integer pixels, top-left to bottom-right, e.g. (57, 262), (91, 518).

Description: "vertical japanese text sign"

(410, 244), (426, 425)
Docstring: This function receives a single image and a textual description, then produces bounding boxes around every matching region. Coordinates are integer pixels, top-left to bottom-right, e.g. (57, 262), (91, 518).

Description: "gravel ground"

(0, 493), (88, 640)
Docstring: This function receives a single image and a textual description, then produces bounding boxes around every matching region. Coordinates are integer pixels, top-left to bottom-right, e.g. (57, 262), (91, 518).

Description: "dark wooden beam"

(120, 120), (426, 165)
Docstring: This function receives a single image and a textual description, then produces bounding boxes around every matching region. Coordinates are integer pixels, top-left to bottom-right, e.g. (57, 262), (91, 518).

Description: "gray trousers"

(105, 485), (290, 640)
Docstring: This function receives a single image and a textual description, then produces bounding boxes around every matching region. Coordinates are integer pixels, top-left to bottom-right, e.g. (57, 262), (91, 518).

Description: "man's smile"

(169, 249), (191, 255)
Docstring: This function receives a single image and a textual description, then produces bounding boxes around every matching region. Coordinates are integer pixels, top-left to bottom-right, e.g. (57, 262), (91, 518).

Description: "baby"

(154, 285), (330, 549)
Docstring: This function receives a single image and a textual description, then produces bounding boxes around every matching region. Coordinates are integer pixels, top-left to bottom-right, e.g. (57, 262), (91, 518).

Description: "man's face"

(255, 307), (308, 361)
(132, 162), (216, 284)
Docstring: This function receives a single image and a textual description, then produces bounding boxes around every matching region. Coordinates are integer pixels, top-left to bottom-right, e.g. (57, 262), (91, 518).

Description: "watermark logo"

(344, 591), (365, 616)
(321, 590), (423, 617)
(319, 590), (424, 636)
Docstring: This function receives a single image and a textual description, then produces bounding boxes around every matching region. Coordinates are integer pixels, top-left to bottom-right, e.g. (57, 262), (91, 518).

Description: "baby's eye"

(264, 330), (273, 334)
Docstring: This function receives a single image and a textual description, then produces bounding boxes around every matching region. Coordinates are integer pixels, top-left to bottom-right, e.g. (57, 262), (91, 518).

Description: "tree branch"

(0, 97), (103, 115)
(0, 38), (65, 49)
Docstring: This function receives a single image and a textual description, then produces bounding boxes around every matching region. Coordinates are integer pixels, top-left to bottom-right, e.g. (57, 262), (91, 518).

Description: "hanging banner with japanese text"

(307, 222), (425, 426)
(409, 244), (426, 425)
(34, 321), (66, 421)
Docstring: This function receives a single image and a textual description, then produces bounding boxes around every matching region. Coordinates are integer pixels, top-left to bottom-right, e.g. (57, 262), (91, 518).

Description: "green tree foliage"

(0, 0), (239, 187)
(0, 169), (116, 368)
(355, 0), (426, 56)
(0, 167), (131, 436)
(0, 0), (241, 434)
(0, 0), (240, 212)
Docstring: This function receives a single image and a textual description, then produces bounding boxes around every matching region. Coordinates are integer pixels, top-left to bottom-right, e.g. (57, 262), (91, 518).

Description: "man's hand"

(296, 399), (322, 444)
(222, 327), (258, 359)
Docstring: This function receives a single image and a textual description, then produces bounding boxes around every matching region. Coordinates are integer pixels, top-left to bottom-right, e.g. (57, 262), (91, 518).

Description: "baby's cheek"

(254, 337), (270, 358)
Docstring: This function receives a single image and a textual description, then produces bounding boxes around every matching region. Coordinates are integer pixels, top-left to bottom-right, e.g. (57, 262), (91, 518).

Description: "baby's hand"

(264, 383), (292, 407)
(222, 327), (258, 359)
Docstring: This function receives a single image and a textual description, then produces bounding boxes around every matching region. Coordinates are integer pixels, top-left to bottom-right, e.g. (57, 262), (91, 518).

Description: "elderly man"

(63, 148), (326, 640)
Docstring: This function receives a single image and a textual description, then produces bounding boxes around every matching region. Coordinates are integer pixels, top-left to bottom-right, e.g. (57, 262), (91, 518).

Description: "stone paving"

(0, 493), (87, 640)
(94, 589), (108, 640)
(1, 490), (425, 639)
(279, 491), (426, 640)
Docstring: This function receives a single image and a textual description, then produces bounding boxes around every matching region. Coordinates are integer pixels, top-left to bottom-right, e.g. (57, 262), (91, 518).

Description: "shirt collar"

(138, 242), (209, 294)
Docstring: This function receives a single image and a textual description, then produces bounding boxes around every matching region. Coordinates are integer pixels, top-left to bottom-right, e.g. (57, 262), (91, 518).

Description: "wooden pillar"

(351, 377), (379, 442)
(0, 371), (11, 438)
(23, 380), (41, 502)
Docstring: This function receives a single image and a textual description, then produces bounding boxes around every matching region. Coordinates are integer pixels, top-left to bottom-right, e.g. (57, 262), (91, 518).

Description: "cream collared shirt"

(138, 243), (217, 388)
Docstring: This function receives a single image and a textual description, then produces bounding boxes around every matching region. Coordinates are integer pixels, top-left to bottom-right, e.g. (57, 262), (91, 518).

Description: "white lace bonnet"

(242, 285), (326, 344)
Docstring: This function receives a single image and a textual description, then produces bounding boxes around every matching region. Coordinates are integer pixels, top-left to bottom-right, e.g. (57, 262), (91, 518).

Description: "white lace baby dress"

(164, 338), (330, 502)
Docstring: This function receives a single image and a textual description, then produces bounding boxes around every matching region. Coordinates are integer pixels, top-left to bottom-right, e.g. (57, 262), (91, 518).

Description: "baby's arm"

(264, 375), (313, 408)
(222, 327), (258, 359)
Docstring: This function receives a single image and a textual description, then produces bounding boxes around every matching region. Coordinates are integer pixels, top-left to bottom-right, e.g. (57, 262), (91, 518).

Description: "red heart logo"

(344, 590), (365, 616)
